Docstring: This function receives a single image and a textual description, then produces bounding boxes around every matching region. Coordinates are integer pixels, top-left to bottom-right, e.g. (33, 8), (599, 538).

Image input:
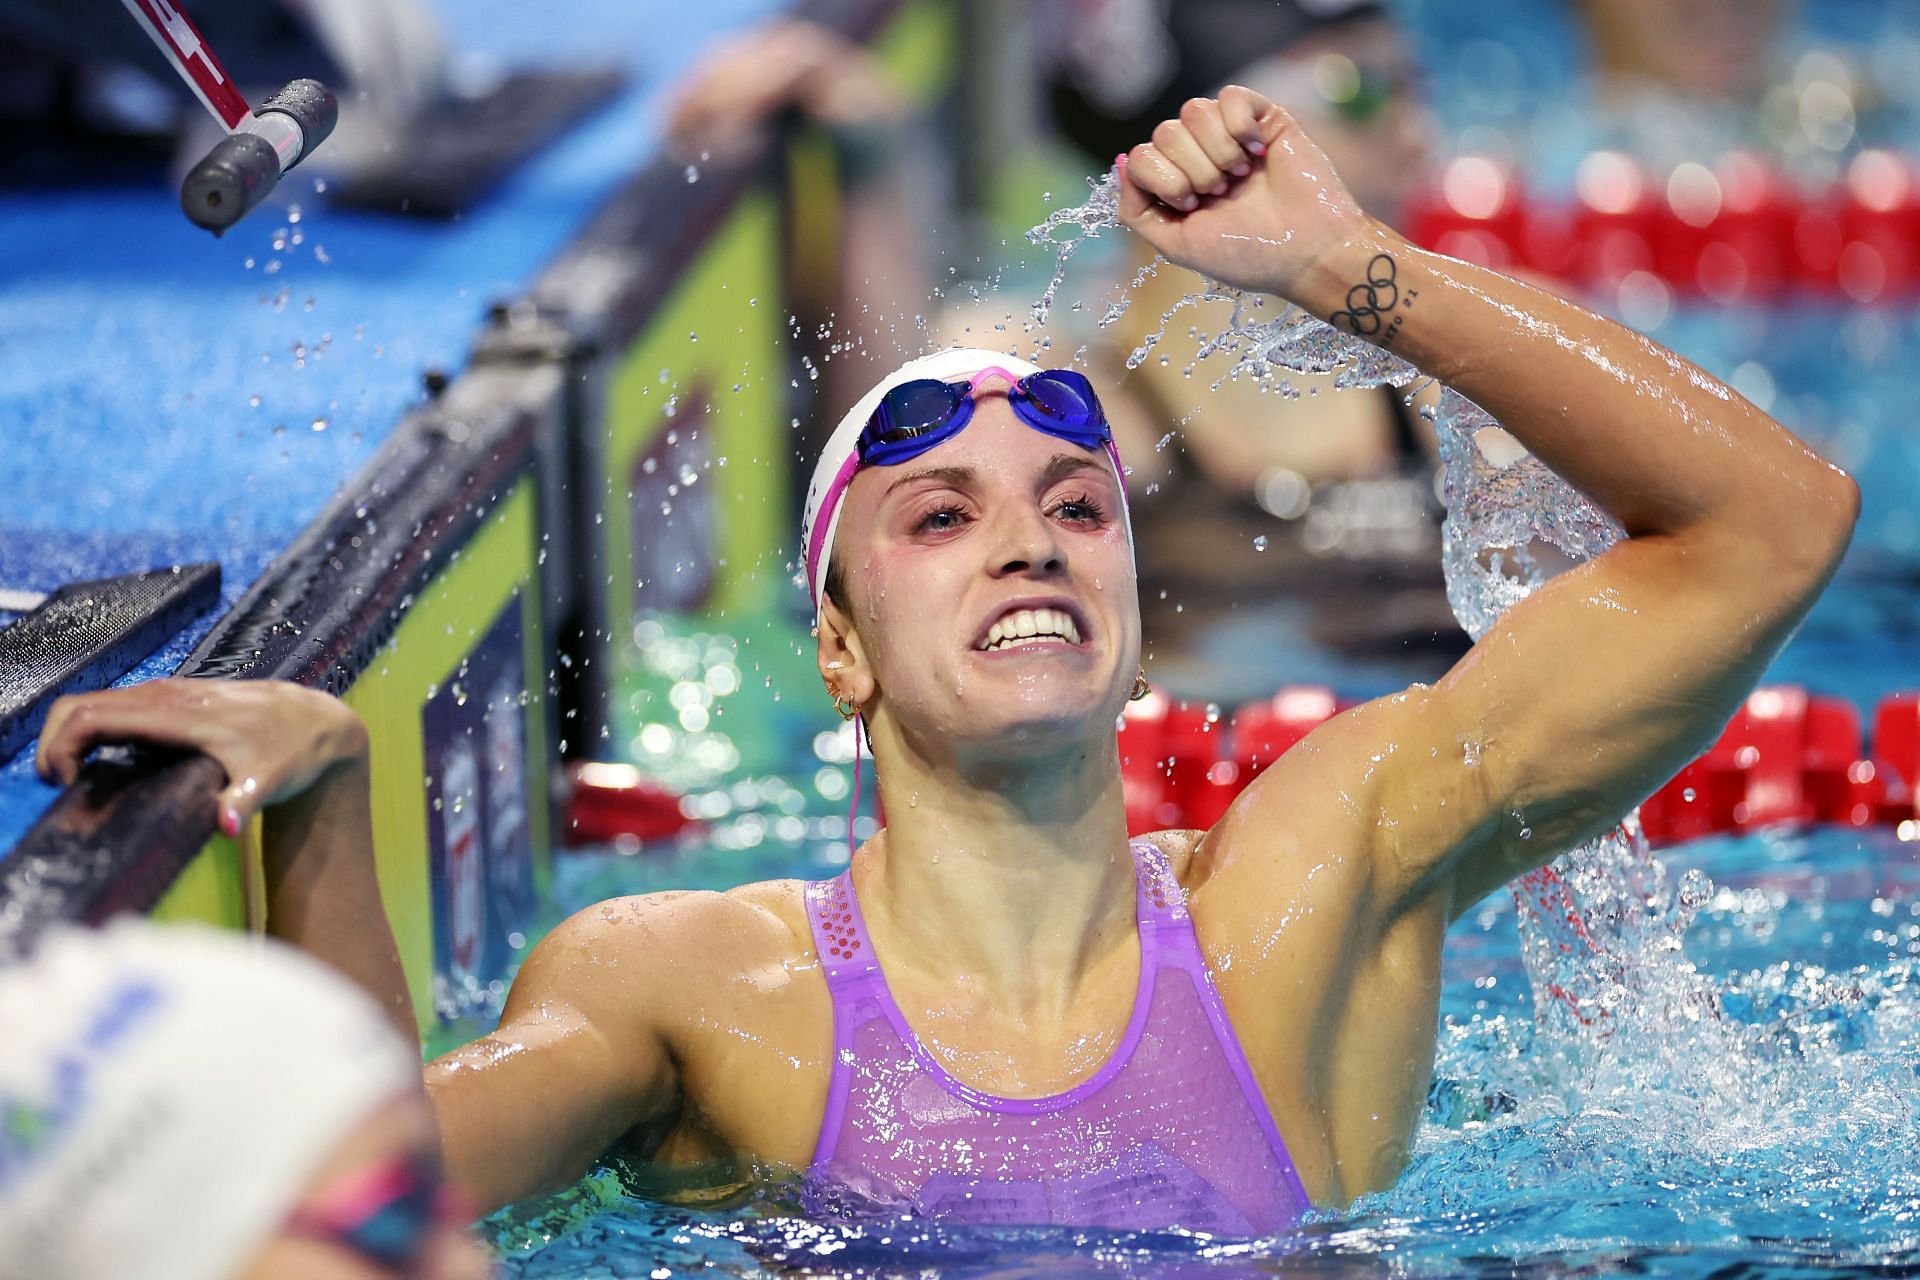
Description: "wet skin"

(38, 90), (1859, 1217)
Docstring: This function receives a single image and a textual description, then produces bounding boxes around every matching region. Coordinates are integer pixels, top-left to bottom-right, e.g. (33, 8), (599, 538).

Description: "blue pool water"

(487, 727), (1920, 1277)
(457, 547), (1920, 1279)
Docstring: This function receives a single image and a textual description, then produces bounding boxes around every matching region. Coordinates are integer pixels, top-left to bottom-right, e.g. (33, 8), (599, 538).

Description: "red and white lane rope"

(118, 0), (250, 131)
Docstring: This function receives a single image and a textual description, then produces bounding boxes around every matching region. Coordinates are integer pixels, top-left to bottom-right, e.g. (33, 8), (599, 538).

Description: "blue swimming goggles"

(805, 364), (1129, 616)
(858, 365), (1113, 464)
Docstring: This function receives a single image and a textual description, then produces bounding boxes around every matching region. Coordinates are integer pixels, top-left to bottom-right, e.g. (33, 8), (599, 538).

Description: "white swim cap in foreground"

(0, 919), (419, 1280)
(800, 347), (1134, 620)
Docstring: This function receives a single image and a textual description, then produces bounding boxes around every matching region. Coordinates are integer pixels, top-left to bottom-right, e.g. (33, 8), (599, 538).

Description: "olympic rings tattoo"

(1329, 254), (1402, 338)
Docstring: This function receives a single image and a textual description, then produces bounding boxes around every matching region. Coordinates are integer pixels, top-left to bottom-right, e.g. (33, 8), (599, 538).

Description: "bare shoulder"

(507, 879), (818, 1027)
(1177, 687), (1444, 948)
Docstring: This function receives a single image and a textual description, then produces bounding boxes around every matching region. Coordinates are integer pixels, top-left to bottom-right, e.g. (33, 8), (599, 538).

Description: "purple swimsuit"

(802, 839), (1311, 1233)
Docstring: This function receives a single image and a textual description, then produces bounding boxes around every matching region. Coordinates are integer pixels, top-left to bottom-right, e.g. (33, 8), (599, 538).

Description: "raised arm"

(36, 679), (681, 1212)
(1117, 91), (1858, 917)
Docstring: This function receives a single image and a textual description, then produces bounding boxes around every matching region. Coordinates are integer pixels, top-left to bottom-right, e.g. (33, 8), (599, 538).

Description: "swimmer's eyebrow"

(885, 465), (975, 497)
(882, 455), (1108, 500)
(1036, 454), (1108, 489)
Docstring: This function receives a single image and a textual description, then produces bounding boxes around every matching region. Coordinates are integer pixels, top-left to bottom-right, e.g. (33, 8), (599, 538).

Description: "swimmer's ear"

(816, 595), (854, 682)
(817, 596), (877, 707)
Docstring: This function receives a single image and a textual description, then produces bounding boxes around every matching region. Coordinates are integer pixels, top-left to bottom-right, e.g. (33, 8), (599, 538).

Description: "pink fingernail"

(1180, 196), (1199, 211)
(1247, 140), (1267, 156)
(220, 807), (239, 837)
(1231, 163), (1251, 177)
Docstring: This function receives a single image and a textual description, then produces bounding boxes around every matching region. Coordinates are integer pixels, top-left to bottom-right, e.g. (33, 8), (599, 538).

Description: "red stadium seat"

(1229, 686), (1339, 779)
(1872, 693), (1920, 793)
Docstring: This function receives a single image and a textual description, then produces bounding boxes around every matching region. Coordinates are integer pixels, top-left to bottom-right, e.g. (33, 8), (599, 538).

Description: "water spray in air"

(1022, 171), (1865, 1125)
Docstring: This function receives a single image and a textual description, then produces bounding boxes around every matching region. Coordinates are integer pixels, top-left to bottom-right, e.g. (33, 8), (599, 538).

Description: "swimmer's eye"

(913, 505), (972, 534)
(1050, 493), (1107, 526)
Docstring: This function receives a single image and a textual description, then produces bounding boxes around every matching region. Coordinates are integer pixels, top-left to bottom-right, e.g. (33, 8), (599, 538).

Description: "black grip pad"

(0, 564), (222, 762)
(180, 132), (281, 234)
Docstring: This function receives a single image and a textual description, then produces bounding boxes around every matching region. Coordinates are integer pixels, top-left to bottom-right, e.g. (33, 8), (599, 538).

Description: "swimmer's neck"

(855, 735), (1138, 1011)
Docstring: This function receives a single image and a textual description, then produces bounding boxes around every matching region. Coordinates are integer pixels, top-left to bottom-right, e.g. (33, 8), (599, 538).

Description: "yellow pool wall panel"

(342, 477), (548, 1034)
(603, 195), (787, 629)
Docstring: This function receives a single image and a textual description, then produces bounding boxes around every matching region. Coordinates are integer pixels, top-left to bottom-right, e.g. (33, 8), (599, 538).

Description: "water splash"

(1026, 173), (1419, 397)
(1025, 175), (1916, 1153)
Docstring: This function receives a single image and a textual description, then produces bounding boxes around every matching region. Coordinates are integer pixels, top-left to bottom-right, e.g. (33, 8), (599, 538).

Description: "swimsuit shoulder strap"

(1130, 837), (1226, 982)
(805, 870), (881, 988)
(1128, 837), (1191, 930)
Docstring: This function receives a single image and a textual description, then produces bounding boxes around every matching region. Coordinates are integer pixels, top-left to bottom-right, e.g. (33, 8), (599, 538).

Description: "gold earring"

(827, 683), (860, 720)
(1130, 667), (1151, 702)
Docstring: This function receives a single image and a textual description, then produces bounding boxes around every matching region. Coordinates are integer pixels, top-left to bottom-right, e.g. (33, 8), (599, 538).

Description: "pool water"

(488, 777), (1920, 1278)
(469, 556), (1920, 1279)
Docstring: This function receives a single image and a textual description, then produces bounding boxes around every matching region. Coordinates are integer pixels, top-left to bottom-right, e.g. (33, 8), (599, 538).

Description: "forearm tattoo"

(1328, 253), (1417, 347)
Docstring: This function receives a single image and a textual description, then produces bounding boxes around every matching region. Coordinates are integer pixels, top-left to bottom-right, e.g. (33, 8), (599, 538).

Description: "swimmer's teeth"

(979, 608), (1081, 650)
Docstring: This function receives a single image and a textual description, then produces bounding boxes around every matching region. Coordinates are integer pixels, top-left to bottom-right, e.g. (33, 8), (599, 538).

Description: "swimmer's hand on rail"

(35, 678), (369, 837)
(1114, 87), (1374, 302)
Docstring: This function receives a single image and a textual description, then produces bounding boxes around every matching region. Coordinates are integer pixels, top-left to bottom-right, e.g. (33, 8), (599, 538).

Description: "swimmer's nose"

(986, 504), (1067, 580)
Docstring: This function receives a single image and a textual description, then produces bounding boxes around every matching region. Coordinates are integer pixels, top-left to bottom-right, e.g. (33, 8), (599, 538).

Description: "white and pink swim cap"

(800, 348), (1134, 620)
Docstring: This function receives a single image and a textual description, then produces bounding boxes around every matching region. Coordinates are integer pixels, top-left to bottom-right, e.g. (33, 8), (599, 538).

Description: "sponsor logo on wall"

(424, 598), (534, 1022)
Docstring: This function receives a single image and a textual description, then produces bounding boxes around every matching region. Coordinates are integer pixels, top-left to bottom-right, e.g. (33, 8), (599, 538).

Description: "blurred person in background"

(1561, 0), (1898, 185)
(1035, 0), (1447, 665)
(663, 16), (945, 426)
(0, 920), (489, 1280)
(1581, 0), (1783, 106)
(1573, 0), (1790, 167)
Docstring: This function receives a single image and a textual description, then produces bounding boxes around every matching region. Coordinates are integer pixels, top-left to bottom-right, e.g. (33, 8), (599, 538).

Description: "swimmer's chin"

(947, 707), (1122, 760)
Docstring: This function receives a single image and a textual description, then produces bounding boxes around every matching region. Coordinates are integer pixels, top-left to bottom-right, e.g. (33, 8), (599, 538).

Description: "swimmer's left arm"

(36, 678), (417, 1039)
(1118, 90), (1860, 921)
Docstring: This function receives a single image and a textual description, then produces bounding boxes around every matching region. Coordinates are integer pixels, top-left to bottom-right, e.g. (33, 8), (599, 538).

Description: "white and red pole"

(113, 0), (338, 232)
(117, 0), (251, 132)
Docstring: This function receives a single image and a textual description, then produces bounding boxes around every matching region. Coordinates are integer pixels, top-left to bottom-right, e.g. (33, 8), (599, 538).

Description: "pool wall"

(0, 0), (958, 1033)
